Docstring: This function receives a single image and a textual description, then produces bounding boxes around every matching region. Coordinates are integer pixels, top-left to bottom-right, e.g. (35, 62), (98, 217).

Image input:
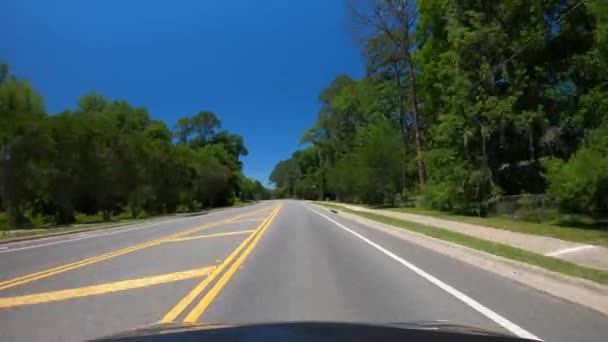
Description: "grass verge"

(388, 206), (608, 246)
(316, 202), (608, 286)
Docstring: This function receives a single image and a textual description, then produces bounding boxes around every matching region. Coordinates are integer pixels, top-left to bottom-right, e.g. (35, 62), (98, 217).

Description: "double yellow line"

(162, 203), (283, 323)
(0, 207), (271, 292)
(0, 266), (215, 308)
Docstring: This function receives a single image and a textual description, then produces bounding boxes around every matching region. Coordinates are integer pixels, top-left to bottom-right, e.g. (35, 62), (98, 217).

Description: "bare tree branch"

(346, 0), (427, 186)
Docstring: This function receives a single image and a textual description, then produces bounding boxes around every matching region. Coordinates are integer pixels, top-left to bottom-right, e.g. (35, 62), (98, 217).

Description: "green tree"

(544, 124), (608, 214)
(0, 62), (252, 229)
(272, 0), (608, 223)
(0, 65), (47, 227)
(349, 0), (427, 187)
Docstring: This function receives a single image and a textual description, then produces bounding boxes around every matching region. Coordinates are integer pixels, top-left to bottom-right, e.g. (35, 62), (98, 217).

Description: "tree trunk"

(58, 203), (75, 224)
(393, 62), (409, 193)
(480, 126), (495, 187)
(528, 125), (535, 161)
(481, 127), (487, 158)
(319, 150), (327, 200)
(399, 6), (426, 188)
(7, 205), (25, 229)
(404, 51), (426, 187)
(319, 170), (325, 201)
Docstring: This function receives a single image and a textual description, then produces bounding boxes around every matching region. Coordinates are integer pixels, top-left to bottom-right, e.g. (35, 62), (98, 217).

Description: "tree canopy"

(0, 63), (268, 229)
(271, 0), (608, 219)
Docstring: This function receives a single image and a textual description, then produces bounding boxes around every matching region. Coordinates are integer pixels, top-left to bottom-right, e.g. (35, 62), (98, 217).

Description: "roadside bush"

(514, 208), (561, 223)
(417, 181), (459, 211)
(74, 212), (104, 224)
(0, 212), (7, 230)
(419, 149), (499, 216)
(512, 194), (560, 222)
(556, 213), (604, 228)
(543, 125), (608, 215)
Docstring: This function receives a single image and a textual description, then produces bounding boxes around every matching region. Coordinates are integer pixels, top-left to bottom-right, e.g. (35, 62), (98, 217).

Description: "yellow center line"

(0, 266), (215, 308)
(160, 204), (282, 323)
(225, 211), (272, 223)
(0, 207), (272, 292)
(183, 204), (282, 323)
(165, 230), (255, 243)
(228, 218), (268, 223)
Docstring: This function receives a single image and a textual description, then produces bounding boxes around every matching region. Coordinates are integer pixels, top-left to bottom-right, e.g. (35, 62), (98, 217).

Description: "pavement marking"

(545, 245), (596, 257)
(183, 204), (282, 323)
(161, 204), (282, 323)
(0, 246), (8, 250)
(0, 222), (180, 254)
(0, 207), (273, 254)
(0, 266), (214, 308)
(0, 235), (92, 254)
(308, 206), (541, 341)
(228, 218), (267, 223)
(0, 207), (272, 292)
(166, 230), (255, 243)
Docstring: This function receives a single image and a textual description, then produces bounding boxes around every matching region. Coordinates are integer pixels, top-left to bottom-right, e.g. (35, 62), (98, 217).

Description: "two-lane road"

(1, 201), (607, 341)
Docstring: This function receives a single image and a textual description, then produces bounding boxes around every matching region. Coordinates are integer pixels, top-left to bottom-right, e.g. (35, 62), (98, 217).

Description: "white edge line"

(545, 245), (596, 257)
(0, 206), (273, 253)
(0, 236), (88, 253)
(0, 217), (192, 253)
(307, 206), (541, 341)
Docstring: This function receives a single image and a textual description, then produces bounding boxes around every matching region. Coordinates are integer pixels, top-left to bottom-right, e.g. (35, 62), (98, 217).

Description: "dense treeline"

(0, 64), (269, 229)
(271, 0), (608, 218)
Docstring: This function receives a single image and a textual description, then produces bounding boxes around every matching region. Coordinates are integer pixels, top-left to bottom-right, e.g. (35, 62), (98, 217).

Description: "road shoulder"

(308, 203), (608, 317)
(336, 203), (608, 270)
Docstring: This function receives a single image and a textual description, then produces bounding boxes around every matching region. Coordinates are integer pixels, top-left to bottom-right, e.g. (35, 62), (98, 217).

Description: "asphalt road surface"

(1, 200), (607, 341)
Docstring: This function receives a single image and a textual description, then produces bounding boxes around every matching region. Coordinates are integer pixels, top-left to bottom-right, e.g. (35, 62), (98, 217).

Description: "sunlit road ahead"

(1, 201), (607, 341)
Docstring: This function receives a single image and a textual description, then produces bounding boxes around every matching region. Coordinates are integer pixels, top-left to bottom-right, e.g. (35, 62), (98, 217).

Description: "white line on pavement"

(0, 206), (273, 253)
(0, 235), (91, 253)
(545, 245), (596, 257)
(0, 218), (186, 254)
(307, 206), (541, 341)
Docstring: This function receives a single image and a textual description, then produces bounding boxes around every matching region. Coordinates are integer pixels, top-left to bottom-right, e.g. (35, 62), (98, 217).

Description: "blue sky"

(2, 0), (364, 185)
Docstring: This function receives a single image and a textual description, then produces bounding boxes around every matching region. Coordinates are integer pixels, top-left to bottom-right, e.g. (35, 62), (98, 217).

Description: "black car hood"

(92, 321), (530, 341)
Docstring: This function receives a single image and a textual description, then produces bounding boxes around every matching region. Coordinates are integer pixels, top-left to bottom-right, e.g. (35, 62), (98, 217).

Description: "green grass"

(0, 212), (7, 229)
(73, 212), (106, 224)
(316, 203), (608, 286)
(387, 206), (608, 246)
